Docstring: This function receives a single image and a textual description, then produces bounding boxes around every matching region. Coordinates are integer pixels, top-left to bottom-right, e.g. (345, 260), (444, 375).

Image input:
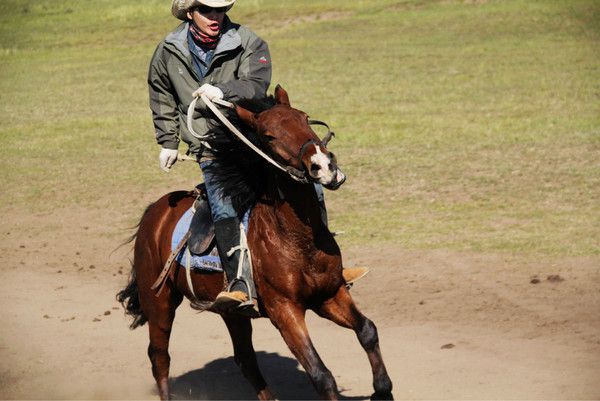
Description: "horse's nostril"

(328, 163), (334, 172)
(310, 164), (321, 173)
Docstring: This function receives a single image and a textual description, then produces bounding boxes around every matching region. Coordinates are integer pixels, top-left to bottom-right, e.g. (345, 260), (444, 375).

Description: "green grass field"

(1, 0), (598, 255)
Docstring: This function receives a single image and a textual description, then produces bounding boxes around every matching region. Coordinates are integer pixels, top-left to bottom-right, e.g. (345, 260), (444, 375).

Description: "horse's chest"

(287, 251), (342, 298)
(248, 211), (342, 299)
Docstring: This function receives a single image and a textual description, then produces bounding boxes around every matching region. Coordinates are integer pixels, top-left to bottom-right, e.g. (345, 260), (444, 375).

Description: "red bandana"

(189, 23), (219, 50)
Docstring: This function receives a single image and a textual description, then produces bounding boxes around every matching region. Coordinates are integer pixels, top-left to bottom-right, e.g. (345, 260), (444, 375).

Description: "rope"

(184, 247), (198, 301)
(225, 222), (256, 300)
(186, 97), (234, 144)
(186, 94), (308, 183)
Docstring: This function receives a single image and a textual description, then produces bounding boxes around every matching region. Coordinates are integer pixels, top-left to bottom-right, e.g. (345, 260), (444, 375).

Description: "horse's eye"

(263, 133), (276, 142)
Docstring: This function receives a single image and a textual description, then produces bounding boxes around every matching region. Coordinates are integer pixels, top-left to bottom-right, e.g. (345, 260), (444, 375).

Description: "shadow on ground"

(169, 351), (368, 400)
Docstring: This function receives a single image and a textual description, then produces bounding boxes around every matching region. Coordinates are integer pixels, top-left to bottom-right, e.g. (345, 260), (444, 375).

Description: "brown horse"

(117, 86), (393, 400)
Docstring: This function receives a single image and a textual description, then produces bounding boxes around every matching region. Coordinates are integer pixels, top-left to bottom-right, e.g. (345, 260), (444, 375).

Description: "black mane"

(202, 95), (277, 216)
(236, 95), (276, 114)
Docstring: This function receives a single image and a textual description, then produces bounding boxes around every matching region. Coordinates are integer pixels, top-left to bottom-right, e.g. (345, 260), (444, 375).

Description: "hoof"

(157, 377), (170, 400)
(370, 392), (393, 401)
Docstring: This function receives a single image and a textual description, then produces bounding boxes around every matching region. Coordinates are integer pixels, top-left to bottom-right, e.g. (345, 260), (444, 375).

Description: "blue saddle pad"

(171, 207), (250, 272)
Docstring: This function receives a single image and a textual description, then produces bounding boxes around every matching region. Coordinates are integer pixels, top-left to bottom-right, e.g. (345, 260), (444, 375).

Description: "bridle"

(280, 119), (336, 182)
(187, 94), (337, 184)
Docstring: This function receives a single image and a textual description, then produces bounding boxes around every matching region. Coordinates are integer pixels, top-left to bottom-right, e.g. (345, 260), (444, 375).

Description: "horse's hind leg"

(222, 315), (275, 400)
(143, 290), (183, 400)
(316, 286), (393, 400)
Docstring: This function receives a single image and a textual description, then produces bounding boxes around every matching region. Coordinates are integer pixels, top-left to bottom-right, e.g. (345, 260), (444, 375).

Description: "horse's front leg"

(222, 315), (275, 400)
(267, 302), (339, 400)
(316, 286), (393, 400)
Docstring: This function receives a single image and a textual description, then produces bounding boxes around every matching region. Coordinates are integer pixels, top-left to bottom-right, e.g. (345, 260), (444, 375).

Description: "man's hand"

(192, 83), (224, 101)
(159, 148), (179, 172)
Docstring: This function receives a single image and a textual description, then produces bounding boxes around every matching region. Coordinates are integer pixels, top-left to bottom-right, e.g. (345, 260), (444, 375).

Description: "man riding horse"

(148, 0), (366, 316)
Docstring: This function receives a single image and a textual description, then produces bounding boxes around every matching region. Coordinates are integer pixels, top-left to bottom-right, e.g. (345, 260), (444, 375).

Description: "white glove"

(192, 83), (224, 101)
(159, 148), (179, 172)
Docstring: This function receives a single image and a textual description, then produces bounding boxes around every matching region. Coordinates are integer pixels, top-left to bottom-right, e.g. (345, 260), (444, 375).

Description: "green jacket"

(148, 18), (272, 156)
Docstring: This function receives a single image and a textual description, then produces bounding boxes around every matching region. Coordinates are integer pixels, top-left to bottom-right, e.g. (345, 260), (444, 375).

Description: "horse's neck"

(264, 174), (323, 235)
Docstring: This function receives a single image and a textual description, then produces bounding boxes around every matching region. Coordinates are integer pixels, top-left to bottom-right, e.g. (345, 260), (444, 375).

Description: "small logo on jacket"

(258, 56), (268, 64)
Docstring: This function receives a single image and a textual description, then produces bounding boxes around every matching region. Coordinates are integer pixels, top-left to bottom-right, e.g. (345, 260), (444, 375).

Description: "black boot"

(211, 217), (259, 317)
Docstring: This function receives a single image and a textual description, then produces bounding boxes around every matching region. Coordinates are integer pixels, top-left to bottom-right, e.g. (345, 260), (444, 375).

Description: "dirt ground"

(1, 202), (599, 400)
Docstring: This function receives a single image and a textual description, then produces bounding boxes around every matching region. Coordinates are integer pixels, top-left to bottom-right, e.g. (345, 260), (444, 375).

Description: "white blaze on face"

(309, 146), (336, 184)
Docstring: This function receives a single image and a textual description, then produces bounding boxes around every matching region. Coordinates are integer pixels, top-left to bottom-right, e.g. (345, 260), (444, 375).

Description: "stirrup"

(227, 276), (256, 300)
(212, 290), (247, 311)
(211, 278), (260, 317)
(211, 291), (260, 318)
(235, 300), (261, 318)
(228, 277), (260, 317)
(227, 276), (260, 317)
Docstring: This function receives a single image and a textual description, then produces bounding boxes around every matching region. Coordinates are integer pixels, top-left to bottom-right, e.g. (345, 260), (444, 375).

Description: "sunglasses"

(195, 5), (228, 14)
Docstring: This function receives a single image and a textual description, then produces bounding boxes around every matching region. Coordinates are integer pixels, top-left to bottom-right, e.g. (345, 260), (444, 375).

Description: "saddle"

(188, 189), (215, 255)
(151, 185), (220, 297)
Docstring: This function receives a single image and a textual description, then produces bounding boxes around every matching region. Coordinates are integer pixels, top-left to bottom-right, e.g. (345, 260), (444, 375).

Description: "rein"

(186, 94), (335, 184)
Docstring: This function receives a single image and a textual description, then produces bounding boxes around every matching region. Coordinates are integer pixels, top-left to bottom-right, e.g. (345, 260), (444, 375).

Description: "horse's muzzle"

(324, 169), (346, 191)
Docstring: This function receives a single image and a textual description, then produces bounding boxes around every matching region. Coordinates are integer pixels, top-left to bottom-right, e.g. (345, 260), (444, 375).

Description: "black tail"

(116, 203), (155, 330)
(116, 266), (148, 329)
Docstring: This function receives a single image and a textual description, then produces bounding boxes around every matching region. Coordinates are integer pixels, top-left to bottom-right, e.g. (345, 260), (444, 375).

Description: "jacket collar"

(164, 16), (241, 59)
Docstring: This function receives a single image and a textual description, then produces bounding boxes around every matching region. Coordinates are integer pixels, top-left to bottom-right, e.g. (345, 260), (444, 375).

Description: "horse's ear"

(274, 84), (290, 106)
(236, 105), (258, 129)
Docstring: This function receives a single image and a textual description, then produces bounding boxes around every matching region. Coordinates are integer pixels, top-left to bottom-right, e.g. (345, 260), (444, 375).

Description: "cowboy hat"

(171, 0), (235, 20)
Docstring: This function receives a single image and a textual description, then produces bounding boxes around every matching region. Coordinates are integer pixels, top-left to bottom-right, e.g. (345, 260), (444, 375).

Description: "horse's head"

(235, 85), (346, 190)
